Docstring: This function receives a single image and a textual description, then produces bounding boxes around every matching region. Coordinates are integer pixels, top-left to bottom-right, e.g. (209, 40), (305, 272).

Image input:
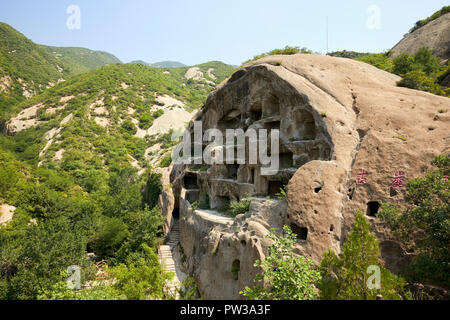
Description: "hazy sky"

(0, 0), (447, 66)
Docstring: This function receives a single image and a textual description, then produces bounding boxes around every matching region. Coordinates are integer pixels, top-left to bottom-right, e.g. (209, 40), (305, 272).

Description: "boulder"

(161, 53), (449, 299)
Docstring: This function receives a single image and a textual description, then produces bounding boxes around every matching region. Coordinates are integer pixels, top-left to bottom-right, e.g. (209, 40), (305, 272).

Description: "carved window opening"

(231, 260), (240, 280)
(172, 207), (179, 219)
(367, 201), (380, 217)
(290, 224), (308, 240)
(226, 164), (239, 180)
(267, 180), (284, 197)
(183, 173), (199, 190)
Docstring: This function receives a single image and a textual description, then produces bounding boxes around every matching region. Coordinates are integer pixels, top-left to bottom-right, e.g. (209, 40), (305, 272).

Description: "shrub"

(120, 120), (137, 135)
(138, 113), (153, 129)
(397, 70), (445, 95)
(224, 200), (251, 218)
(409, 6), (450, 33)
(240, 225), (321, 300)
(318, 211), (408, 300)
(392, 54), (416, 76)
(378, 153), (449, 287)
(152, 109), (164, 118)
(159, 153), (172, 168)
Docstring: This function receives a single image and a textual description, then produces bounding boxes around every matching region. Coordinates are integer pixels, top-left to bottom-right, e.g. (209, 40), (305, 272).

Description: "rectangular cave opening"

(264, 120), (280, 131)
(172, 207), (179, 219)
(366, 201), (380, 217)
(226, 164), (239, 180)
(183, 173), (199, 190)
(249, 167), (256, 184)
(267, 180), (285, 197)
(290, 224), (308, 241)
(217, 118), (239, 131)
(250, 110), (262, 121)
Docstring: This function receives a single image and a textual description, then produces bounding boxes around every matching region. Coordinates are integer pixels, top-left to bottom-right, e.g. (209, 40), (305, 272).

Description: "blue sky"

(0, 0), (447, 66)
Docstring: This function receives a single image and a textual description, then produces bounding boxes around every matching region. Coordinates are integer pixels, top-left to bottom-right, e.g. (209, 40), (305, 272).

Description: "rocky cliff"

(390, 12), (450, 60)
(160, 54), (450, 299)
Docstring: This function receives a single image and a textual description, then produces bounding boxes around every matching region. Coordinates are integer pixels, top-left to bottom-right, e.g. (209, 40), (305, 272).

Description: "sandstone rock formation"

(391, 12), (450, 60)
(159, 54), (450, 299)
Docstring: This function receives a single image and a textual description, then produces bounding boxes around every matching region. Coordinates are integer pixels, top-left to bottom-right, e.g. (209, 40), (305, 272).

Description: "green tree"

(142, 171), (162, 209)
(0, 217), (89, 300)
(240, 225), (321, 300)
(108, 244), (173, 300)
(392, 54), (416, 76)
(378, 153), (449, 287)
(139, 113), (154, 129)
(413, 47), (440, 76)
(120, 120), (137, 135)
(90, 216), (130, 258)
(317, 211), (407, 300)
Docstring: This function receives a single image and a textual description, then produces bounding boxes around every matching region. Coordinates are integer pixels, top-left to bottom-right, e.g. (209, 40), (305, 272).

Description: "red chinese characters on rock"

(356, 170), (369, 185)
(389, 172), (406, 189)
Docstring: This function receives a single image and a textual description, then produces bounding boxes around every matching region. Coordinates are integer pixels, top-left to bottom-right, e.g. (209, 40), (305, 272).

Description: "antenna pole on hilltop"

(326, 16), (329, 54)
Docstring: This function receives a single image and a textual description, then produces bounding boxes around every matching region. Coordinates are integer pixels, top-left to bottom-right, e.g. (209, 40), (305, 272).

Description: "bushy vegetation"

(240, 225), (320, 300)
(0, 138), (166, 299)
(243, 46), (312, 65)
(242, 212), (409, 300)
(217, 199), (251, 218)
(378, 153), (449, 287)
(353, 48), (450, 97)
(318, 211), (408, 300)
(0, 23), (120, 121)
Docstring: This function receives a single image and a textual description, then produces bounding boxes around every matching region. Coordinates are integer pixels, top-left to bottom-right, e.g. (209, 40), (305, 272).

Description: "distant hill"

(391, 9), (450, 60)
(130, 60), (187, 68)
(152, 61), (187, 68)
(0, 22), (120, 118)
(42, 46), (121, 75)
(4, 62), (234, 171)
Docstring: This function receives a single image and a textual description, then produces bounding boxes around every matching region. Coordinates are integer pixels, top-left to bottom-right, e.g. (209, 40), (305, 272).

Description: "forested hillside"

(0, 22), (121, 120)
(0, 23), (235, 300)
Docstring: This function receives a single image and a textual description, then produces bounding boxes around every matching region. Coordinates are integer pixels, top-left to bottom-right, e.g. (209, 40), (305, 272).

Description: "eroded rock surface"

(159, 54), (450, 299)
(391, 12), (450, 60)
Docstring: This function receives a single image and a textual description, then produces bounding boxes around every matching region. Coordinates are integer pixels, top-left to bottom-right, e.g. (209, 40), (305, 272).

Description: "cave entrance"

(262, 94), (280, 117)
(226, 164), (239, 180)
(366, 201), (380, 217)
(231, 260), (240, 280)
(249, 168), (256, 184)
(295, 109), (317, 140)
(250, 105), (262, 121)
(267, 180), (284, 197)
(172, 207), (179, 220)
(218, 118), (239, 131)
(290, 224), (308, 241)
(183, 173), (199, 190)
